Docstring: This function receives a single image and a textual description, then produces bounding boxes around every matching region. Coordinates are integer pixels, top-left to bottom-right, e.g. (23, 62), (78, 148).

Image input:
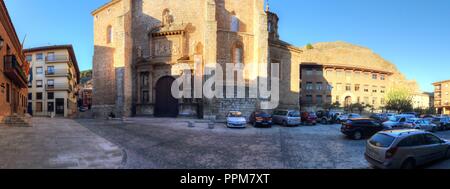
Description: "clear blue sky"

(5, 0), (450, 92)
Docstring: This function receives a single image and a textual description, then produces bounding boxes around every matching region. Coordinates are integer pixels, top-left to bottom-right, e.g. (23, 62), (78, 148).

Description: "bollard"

(188, 121), (195, 128)
(208, 120), (215, 129)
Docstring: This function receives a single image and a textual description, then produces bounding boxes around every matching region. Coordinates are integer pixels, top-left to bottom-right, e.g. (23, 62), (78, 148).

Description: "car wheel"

(353, 131), (363, 140)
(283, 121), (288, 127)
(401, 158), (416, 169)
(253, 122), (257, 127)
(321, 119), (328, 125)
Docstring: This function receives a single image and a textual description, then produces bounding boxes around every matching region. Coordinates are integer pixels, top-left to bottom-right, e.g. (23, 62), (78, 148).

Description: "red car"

(301, 112), (317, 125)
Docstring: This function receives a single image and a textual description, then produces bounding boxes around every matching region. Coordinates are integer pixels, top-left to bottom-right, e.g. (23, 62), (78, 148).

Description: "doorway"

(55, 98), (65, 116)
(154, 76), (179, 117)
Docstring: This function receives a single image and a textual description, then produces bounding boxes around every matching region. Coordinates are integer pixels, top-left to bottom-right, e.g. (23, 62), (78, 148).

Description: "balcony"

(3, 55), (28, 88)
(45, 83), (73, 92)
(45, 55), (69, 63)
(45, 69), (70, 78)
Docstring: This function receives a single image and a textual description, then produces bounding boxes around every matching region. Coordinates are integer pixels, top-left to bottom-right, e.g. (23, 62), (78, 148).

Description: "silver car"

(365, 130), (450, 169)
(272, 110), (301, 126)
(406, 118), (439, 132)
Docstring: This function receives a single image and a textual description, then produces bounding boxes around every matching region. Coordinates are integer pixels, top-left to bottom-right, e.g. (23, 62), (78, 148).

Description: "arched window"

(230, 13), (240, 32)
(106, 25), (113, 44)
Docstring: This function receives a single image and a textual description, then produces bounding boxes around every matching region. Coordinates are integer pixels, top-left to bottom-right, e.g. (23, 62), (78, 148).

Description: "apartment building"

(433, 80), (450, 115)
(300, 63), (392, 111)
(412, 92), (433, 110)
(0, 0), (29, 122)
(24, 45), (80, 117)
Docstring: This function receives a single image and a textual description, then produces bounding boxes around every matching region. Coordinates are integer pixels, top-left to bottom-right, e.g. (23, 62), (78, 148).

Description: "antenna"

(266, 0), (270, 12)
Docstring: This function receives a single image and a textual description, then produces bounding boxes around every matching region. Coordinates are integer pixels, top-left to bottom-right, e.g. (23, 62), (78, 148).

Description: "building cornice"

(301, 62), (394, 75)
(269, 40), (303, 54)
(433, 80), (450, 86)
(91, 0), (121, 15)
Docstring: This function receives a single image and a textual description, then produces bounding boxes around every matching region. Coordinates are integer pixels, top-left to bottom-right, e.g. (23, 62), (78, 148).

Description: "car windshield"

(387, 116), (396, 121)
(228, 112), (242, 117)
(369, 134), (395, 148)
(394, 116), (408, 122)
(289, 111), (300, 117)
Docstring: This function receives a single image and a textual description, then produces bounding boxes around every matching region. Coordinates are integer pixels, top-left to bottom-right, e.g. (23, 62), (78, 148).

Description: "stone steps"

(1, 114), (31, 127)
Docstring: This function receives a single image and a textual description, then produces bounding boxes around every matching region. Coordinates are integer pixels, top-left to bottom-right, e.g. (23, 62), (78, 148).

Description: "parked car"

(365, 129), (450, 169)
(78, 106), (87, 112)
(405, 118), (439, 132)
(337, 113), (361, 123)
(420, 114), (435, 118)
(382, 114), (416, 129)
(432, 117), (450, 131)
(403, 112), (419, 118)
(249, 111), (273, 127)
(316, 111), (343, 124)
(226, 111), (247, 128)
(370, 113), (389, 124)
(301, 112), (317, 125)
(272, 110), (301, 126)
(341, 118), (385, 140)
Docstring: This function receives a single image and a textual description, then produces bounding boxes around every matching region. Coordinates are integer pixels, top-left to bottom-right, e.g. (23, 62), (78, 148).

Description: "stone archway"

(154, 76), (179, 117)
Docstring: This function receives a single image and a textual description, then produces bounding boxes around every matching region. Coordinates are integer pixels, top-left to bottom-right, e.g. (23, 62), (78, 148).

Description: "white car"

(406, 118), (439, 132)
(382, 114), (416, 129)
(226, 111), (247, 128)
(337, 113), (361, 123)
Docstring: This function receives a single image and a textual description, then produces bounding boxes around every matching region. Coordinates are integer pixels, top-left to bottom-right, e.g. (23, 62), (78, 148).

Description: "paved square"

(0, 118), (124, 169)
(76, 117), (450, 169)
(2, 117), (449, 169)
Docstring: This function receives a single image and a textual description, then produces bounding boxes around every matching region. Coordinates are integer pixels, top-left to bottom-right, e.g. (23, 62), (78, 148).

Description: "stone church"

(92, 0), (302, 119)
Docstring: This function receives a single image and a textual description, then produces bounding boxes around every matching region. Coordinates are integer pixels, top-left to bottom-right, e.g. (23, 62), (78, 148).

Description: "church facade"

(91, 0), (301, 119)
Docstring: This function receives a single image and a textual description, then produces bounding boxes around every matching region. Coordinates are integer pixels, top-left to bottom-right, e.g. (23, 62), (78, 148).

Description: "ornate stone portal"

(134, 10), (198, 117)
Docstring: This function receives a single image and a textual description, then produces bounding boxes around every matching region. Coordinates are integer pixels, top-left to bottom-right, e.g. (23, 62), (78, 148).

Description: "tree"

(385, 87), (413, 113)
(80, 69), (93, 84)
(306, 43), (314, 50)
(352, 103), (365, 114)
(322, 102), (341, 111)
(365, 104), (376, 113)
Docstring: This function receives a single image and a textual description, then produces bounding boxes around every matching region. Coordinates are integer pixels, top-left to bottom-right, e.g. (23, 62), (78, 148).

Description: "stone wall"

(0, 3), (29, 120)
(92, 0), (133, 117)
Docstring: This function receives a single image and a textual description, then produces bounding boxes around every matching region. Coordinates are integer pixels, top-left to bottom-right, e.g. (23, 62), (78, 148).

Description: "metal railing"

(45, 83), (72, 91)
(45, 69), (69, 76)
(3, 55), (28, 87)
(45, 55), (69, 62)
